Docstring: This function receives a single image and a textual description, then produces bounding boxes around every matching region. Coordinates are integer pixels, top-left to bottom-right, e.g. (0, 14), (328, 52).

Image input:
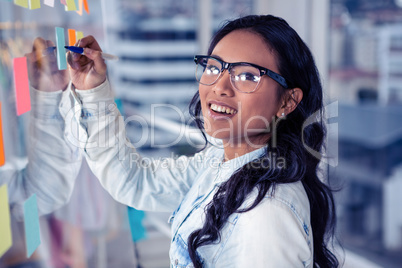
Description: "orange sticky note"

(83, 0), (89, 14)
(0, 102), (4, 167)
(13, 57), (31, 116)
(68, 29), (76, 46)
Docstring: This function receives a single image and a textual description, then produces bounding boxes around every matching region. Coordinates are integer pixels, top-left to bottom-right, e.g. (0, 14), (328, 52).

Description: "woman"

(64, 14), (338, 267)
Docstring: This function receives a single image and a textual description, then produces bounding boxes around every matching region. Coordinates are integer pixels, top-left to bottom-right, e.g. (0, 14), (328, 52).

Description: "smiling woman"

(52, 14), (338, 268)
(195, 29), (302, 159)
(188, 15), (338, 268)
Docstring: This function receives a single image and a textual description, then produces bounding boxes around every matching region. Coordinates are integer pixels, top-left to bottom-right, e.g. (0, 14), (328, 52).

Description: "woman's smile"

(207, 100), (238, 119)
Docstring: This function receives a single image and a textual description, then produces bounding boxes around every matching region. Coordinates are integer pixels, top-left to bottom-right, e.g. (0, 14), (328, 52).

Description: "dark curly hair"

(188, 15), (338, 267)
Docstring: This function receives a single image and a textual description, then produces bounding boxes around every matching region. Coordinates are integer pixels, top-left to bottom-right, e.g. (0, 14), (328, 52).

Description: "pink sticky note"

(0, 102), (4, 167)
(13, 57), (31, 116)
(75, 0), (83, 16)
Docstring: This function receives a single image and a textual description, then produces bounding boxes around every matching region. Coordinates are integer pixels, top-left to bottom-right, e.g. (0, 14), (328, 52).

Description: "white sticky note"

(44, 0), (54, 7)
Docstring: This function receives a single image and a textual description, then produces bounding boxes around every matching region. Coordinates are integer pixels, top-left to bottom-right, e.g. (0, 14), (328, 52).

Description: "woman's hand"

(67, 35), (107, 90)
(26, 37), (69, 92)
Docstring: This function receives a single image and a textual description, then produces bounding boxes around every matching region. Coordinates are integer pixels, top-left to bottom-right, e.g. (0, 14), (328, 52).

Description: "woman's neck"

(222, 141), (266, 162)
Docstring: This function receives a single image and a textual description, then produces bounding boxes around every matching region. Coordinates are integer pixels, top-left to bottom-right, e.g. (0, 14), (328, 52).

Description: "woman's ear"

(276, 88), (303, 117)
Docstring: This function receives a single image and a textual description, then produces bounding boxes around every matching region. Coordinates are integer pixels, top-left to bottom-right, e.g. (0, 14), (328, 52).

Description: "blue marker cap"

(64, 46), (84, 54)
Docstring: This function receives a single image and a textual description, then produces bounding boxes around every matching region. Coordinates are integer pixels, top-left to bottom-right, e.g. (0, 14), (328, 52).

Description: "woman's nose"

(212, 71), (235, 97)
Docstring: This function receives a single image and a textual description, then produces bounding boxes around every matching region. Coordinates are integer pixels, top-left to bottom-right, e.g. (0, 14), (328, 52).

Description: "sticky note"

(114, 98), (124, 115)
(55, 27), (67, 70)
(28, 0), (40, 9)
(44, 0), (54, 7)
(68, 29), (76, 46)
(127, 207), (146, 242)
(14, 0), (28, 8)
(0, 184), (12, 258)
(23, 194), (41, 258)
(83, 0), (89, 14)
(0, 102), (4, 167)
(75, 0), (83, 16)
(60, 0), (66, 5)
(13, 57), (31, 116)
(76, 31), (84, 41)
(65, 0), (76, 11)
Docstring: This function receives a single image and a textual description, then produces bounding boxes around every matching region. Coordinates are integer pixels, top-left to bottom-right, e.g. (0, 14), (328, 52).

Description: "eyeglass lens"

(196, 57), (261, 93)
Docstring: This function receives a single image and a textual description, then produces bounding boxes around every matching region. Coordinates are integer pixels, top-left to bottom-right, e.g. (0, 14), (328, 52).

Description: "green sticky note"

(0, 184), (12, 258)
(76, 31), (84, 41)
(65, 0), (76, 11)
(23, 194), (41, 258)
(29, 0), (40, 9)
(55, 27), (67, 70)
(14, 0), (28, 8)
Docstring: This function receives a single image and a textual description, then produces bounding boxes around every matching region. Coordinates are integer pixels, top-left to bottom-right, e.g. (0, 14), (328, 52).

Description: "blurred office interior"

(0, 0), (402, 267)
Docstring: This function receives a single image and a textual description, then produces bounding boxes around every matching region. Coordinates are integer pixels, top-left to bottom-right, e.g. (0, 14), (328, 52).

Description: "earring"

(281, 112), (285, 117)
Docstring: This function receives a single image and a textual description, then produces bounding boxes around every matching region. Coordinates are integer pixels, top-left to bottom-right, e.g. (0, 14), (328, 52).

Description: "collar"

(215, 146), (267, 183)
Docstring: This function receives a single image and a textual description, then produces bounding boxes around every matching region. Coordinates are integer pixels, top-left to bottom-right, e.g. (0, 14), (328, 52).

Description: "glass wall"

(1, 0), (402, 267)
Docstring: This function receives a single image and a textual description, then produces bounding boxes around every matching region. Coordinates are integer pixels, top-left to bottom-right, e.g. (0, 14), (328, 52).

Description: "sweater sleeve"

(60, 80), (208, 212)
(6, 87), (82, 220)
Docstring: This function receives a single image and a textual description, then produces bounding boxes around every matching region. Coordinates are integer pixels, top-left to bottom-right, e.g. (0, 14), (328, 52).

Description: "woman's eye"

(235, 73), (259, 82)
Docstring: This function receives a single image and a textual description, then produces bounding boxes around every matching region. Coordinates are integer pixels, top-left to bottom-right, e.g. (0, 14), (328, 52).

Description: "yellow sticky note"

(29, 0), (40, 9)
(0, 184), (12, 258)
(65, 0), (76, 11)
(76, 31), (84, 41)
(14, 0), (29, 8)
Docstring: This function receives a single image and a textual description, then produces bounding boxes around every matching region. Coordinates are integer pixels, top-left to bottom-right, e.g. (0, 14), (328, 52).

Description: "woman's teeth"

(210, 104), (236, 115)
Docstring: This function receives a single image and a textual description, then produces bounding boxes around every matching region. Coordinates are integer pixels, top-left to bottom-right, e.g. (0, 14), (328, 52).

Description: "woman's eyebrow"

(210, 54), (223, 61)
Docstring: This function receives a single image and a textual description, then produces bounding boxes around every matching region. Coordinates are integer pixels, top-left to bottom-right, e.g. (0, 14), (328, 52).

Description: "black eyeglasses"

(194, 55), (289, 93)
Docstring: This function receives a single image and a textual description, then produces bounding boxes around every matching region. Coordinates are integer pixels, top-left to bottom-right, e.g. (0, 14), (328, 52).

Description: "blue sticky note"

(55, 27), (67, 70)
(127, 207), (146, 242)
(23, 194), (41, 258)
(114, 98), (124, 115)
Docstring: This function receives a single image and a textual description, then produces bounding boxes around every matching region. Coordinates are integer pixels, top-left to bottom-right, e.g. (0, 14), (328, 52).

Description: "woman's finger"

(77, 35), (102, 51)
(32, 37), (46, 53)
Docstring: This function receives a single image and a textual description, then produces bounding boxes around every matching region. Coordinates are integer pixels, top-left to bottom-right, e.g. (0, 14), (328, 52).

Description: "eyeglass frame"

(194, 55), (290, 93)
